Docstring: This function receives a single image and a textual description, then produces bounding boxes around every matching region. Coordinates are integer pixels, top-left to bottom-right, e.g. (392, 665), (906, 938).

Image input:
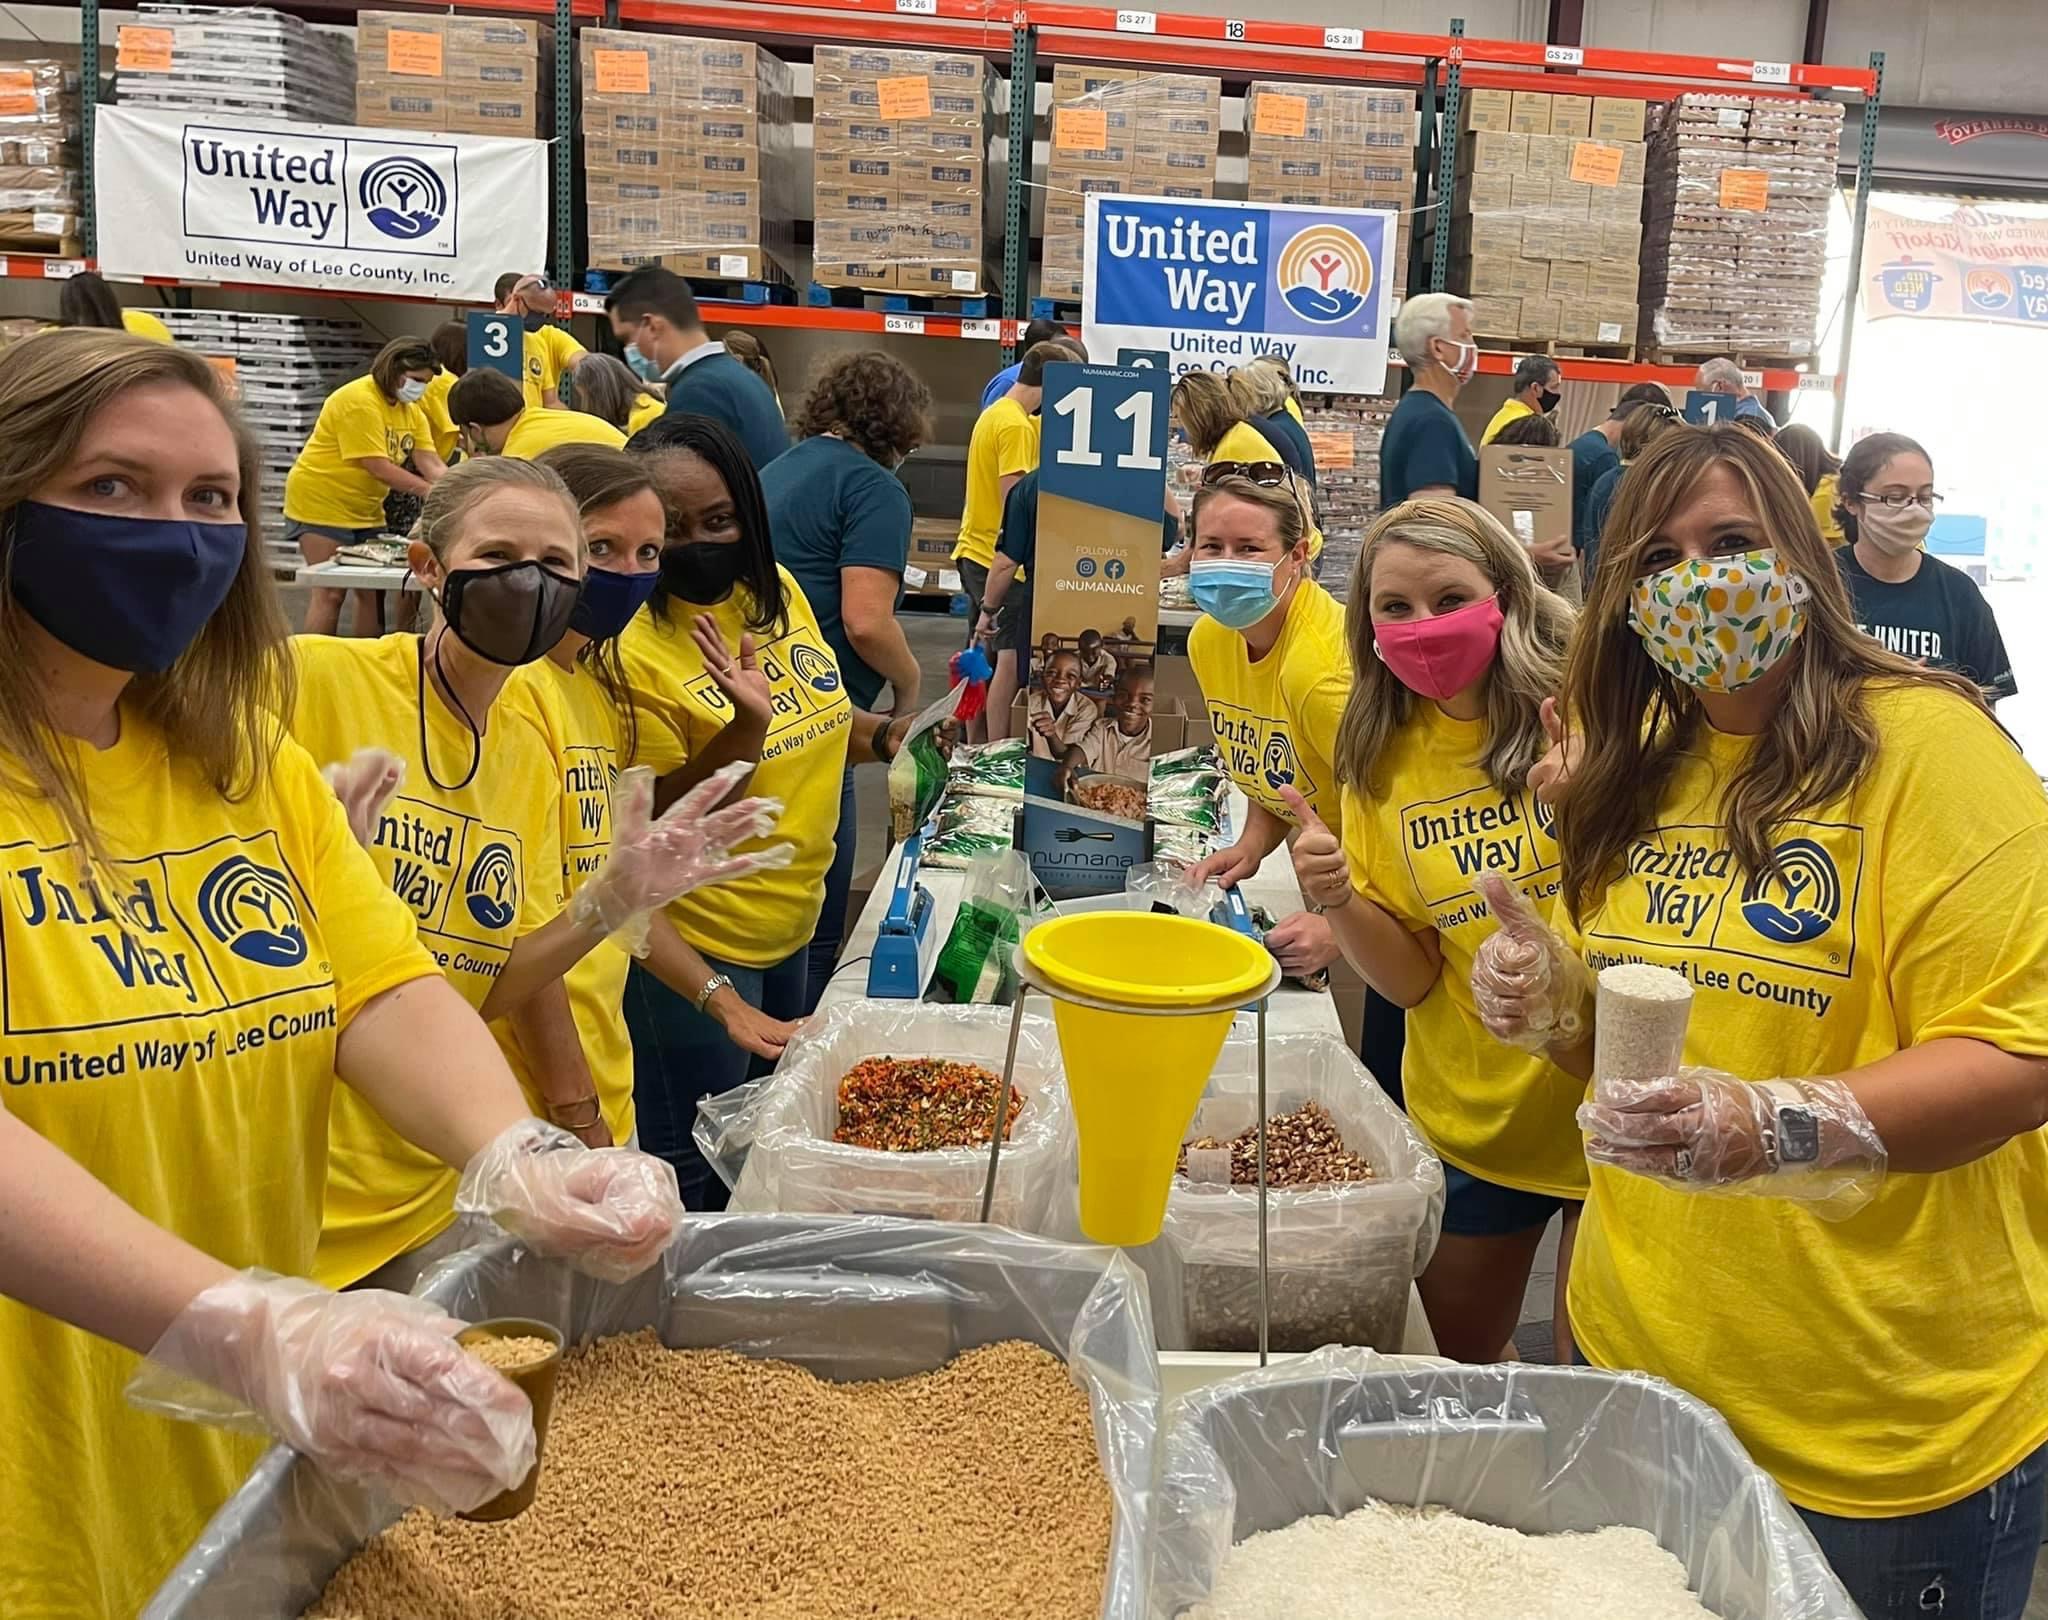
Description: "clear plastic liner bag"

(695, 1000), (1075, 1231)
(930, 848), (1050, 1005)
(1151, 1348), (1863, 1619)
(147, 1215), (1161, 1620)
(1126, 859), (1224, 918)
(1133, 1033), (1444, 1354)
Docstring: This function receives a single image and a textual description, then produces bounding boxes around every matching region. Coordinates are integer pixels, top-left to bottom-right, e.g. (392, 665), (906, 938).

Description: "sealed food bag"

(930, 849), (1048, 1005)
(1135, 1033), (1444, 1354)
(1153, 1349), (1860, 1619)
(947, 737), (1027, 801)
(922, 792), (1016, 870)
(886, 649), (992, 842)
(150, 1216), (1160, 1620)
(701, 1001), (1075, 1231)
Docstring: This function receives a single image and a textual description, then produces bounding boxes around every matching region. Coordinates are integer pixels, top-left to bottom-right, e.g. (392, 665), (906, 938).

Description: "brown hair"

(1189, 475), (1305, 556)
(1015, 340), (1069, 390)
(721, 329), (779, 394)
(370, 335), (436, 401)
(794, 349), (933, 464)
(1491, 412), (1561, 448)
(447, 368), (526, 429)
(0, 330), (291, 889)
(428, 319), (469, 378)
(1171, 369), (1242, 457)
(1774, 422), (1842, 498)
(1618, 399), (1682, 461)
(416, 455), (581, 565)
(1558, 424), (1992, 923)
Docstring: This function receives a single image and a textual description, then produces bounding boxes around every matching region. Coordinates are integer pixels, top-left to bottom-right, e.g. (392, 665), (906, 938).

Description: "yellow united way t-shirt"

(283, 374), (432, 531)
(1560, 681), (2048, 1517)
(1341, 702), (1586, 1198)
(955, 396), (1039, 569)
(0, 714), (435, 1620)
(627, 390), (664, 439)
(503, 406), (628, 460)
(620, 569), (852, 968)
(1212, 418), (1324, 560)
(288, 633), (566, 1284)
(419, 368), (460, 460)
(523, 323), (586, 410)
(1188, 577), (1350, 835)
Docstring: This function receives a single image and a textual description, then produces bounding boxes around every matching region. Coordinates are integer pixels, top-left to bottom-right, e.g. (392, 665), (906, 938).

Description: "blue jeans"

(804, 767), (857, 1013)
(624, 948), (807, 1212)
(1797, 1443), (2047, 1620)
(1358, 988), (1407, 1112)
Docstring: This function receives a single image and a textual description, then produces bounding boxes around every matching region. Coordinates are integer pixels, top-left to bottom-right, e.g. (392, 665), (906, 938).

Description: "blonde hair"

(1558, 425), (1994, 923)
(722, 329), (778, 394)
(0, 329), (291, 890)
(1171, 370), (1242, 457)
(416, 455), (582, 564)
(1336, 497), (1572, 797)
(1618, 401), (1681, 461)
(1229, 358), (1293, 419)
(1189, 475), (1306, 555)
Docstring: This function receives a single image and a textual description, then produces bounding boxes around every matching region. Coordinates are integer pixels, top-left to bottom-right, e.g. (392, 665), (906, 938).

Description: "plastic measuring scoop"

(1021, 911), (1274, 1245)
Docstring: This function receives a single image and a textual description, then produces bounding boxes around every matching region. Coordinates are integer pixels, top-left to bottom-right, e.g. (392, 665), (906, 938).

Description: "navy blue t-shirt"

(1379, 388), (1478, 509)
(761, 434), (912, 709)
(658, 350), (789, 470)
(1581, 462), (1625, 569)
(1837, 545), (2016, 700)
(1258, 410), (1318, 488)
(1568, 428), (1619, 521)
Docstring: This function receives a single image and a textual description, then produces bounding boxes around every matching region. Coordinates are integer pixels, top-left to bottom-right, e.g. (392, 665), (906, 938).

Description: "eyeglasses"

(1201, 460), (1296, 489)
(1865, 491), (1944, 510)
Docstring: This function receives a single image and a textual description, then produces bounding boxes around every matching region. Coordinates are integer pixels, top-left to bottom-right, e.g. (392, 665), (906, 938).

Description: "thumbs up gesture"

(1469, 872), (1593, 1053)
(1280, 786), (1350, 911)
(1527, 697), (1579, 808)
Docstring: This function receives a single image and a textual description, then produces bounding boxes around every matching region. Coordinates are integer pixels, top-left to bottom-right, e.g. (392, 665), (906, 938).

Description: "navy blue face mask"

(568, 565), (659, 642)
(7, 500), (245, 673)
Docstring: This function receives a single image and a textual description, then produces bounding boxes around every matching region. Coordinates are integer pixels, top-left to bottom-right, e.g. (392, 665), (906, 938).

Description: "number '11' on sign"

(1053, 387), (1164, 470)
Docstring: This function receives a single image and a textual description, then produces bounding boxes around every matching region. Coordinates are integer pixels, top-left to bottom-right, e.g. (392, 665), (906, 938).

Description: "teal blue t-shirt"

(656, 351), (789, 470)
(1379, 387), (1478, 509)
(761, 434), (912, 709)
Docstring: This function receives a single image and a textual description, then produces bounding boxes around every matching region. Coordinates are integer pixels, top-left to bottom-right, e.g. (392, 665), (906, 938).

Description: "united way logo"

(1964, 268), (2014, 314)
(464, 842), (519, 930)
(1277, 225), (1372, 325)
(196, 856), (308, 968)
(1740, 839), (1841, 944)
(1261, 730), (1298, 792)
(789, 643), (841, 694)
(360, 155), (446, 241)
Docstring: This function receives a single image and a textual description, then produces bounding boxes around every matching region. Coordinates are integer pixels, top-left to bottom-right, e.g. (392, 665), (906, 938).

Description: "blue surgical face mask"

(1188, 558), (1286, 631)
(7, 500), (245, 673)
(568, 565), (659, 641)
(624, 342), (661, 383)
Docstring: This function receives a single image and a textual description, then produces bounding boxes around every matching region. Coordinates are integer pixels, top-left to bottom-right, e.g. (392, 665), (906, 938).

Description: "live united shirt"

(1340, 701), (1587, 1199)
(287, 633), (566, 1285)
(1558, 681), (2048, 1517)
(0, 713), (436, 1620)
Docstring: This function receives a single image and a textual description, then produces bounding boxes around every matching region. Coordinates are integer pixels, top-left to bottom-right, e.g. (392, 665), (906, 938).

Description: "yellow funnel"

(1023, 913), (1274, 1245)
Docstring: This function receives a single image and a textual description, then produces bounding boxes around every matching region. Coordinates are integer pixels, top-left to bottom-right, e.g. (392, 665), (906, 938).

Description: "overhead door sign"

(94, 105), (546, 301)
(1082, 193), (1397, 394)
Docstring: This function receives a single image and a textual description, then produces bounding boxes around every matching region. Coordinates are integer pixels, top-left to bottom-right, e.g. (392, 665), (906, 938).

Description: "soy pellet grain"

(306, 1333), (1112, 1620)
(1593, 962), (1694, 1086)
(1175, 1101), (1376, 1188)
(462, 1334), (553, 1372)
(1188, 1499), (1721, 1619)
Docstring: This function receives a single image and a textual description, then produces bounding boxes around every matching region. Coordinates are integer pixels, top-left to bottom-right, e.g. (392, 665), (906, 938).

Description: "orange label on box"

(386, 29), (445, 78)
(1306, 430), (1354, 470)
(593, 48), (650, 95)
(1253, 92), (1309, 139)
(1053, 105), (1107, 151)
(205, 356), (239, 396)
(0, 69), (29, 89)
(116, 26), (176, 71)
(877, 75), (932, 120)
(0, 90), (34, 115)
(1569, 140), (1623, 187)
(1720, 168), (1770, 210)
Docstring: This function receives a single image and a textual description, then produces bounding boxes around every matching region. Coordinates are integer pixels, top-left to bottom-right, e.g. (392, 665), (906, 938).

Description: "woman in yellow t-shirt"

(1171, 368), (1323, 560)
(55, 268), (173, 342)
(1287, 496), (1585, 1363)
(448, 367), (628, 461)
(1470, 425), (2048, 1617)
(1774, 422), (1845, 545)
(0, 332), (681, 1620)
(561, 351), (666, 441)
(418, 319), (469, 462)
(283, 336), (448, 639)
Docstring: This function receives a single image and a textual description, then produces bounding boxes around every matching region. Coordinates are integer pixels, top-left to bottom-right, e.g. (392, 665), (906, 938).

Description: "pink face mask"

(1373, 595), (1505, 702)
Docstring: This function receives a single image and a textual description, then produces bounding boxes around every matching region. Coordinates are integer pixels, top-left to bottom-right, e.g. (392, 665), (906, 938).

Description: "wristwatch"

(1763, 1080), (1822, 1170)
(696, 972), (733, 1013)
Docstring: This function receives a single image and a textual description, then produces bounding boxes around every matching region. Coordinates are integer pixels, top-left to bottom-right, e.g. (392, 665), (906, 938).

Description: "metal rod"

(1832, 51), (1883, 454)
(81, 0), (99, 259)
(1430, 18), (1465, 295)
(1002, 22), (1037, 359)
(979, 988), (1032, 1222)
(1255, 997), (1270, 1368)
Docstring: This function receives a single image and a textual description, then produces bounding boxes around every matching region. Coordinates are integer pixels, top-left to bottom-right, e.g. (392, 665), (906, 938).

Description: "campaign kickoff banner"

(1862, 205), (2048, 328)
(95, 105), (546, 301)
(1082, 194), (1397, 393)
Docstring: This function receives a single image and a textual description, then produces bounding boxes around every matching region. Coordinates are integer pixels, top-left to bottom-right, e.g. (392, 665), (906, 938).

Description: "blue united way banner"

(1082, 194), (1397, 394)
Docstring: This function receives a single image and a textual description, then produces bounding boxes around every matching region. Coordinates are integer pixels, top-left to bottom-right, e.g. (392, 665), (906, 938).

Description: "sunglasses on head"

(1201, 460), (1294, 489)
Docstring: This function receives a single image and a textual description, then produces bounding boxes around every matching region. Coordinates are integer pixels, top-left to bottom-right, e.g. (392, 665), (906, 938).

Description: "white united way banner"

(95, 106), (547, 301)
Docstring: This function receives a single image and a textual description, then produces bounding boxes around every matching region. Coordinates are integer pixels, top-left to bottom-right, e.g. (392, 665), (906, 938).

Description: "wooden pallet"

(1474, 336), (1638, 362)
(581, 269), (795, 307)
(1644, 346), (1819, 370)
(808, 282), (998, 317)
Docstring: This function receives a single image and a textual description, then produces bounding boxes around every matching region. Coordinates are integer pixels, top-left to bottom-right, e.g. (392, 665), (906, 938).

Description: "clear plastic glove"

(321, 748), (406, 851)
(1578, 1069), (1887, 1217)
(455, 1118), (683, 1282)
(127, 1272), (533, 1514)
(1469, 873), (1594, 1053)
(569, 763), (795, 957)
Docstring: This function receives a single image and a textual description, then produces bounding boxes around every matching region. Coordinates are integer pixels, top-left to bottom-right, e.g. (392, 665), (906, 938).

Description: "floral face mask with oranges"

(1627, 547), (1810, 693)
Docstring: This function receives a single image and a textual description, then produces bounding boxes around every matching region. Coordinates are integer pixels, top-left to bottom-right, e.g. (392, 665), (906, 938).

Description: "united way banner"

(1862, 205), (2048, 328)
(1082, 194), (1396, 394)
(95, 106), (546, 301)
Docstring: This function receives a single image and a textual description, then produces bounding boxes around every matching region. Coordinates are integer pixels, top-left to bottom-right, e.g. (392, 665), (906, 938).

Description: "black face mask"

(1538, 388), (1561, 413)
(521, 311), (549, 333)
(661, 541), (747, 606)
(439, 560), (583, 666)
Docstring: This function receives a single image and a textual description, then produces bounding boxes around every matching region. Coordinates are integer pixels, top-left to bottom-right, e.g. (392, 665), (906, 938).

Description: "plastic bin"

(1153, 1349), (1862, 1619)
(696, 1000), (1075, 1230)
(1134, 1033), (1444, 1353)
(145, 1215), (1160, 1620)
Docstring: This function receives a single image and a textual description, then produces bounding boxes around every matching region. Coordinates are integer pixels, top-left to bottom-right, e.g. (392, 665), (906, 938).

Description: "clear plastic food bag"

(696, 1000), (1075, 1231)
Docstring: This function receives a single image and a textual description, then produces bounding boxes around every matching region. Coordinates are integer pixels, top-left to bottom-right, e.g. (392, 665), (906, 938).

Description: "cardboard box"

(1467, 294), (1520, 338)
(358, 85), (541, 134)
(1548, 95), (1591, 138)
(1517, 294), (1563, 339)
(1453, 253), (1521, 297)
(357, 11), (550, 136)
(1509, 90), (1552, 134)
(1451, 213), (1522, 257)
(1461, 87), (1513, 132)
(1523, 133), (1570, 181)
(1548, 179), (1591, 221)
(1585, 259), (1640, 300)
(1455, 170), (1514, 213)
(1458, 130), (1527, 175)
(1596, 219), (1643, 262)
(1547, 259), (1588, 299)
(1591, 95), (1648, 142)
(1509, 173), (1551, 210)
(1592, 301), (1636, 345)
(1517, 214), (1567, 260)
(1480, 444), (1573, 551)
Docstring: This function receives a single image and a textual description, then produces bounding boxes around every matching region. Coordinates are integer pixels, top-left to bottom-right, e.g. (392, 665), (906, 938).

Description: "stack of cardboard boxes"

(579, 31), (794, 283)
(1040, 65), (1221, 306)
(1244, 82), (1415, 290)
(1639, 91), (1843, 357)
(812, 44), (1000, 296)
(1301, 394), (1396, 600)
(1447, 88), (1647, 349)
(116, 5), (354, 123)
(0, 59), (79, 253)
(356, 12), (549, 138)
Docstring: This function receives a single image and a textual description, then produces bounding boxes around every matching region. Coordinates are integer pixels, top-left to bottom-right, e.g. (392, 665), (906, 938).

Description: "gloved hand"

(1578, 1069), (1887, 1217)
(321, 748), (406, 851)
(455, 1118), (683, 1283)
(569, 762), (795, 957)
(1469, 873), (1594, 1053)
(127, 1272), (534, 1514)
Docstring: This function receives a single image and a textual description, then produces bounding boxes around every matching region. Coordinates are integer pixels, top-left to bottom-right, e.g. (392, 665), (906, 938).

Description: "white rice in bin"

(1186, 1499), (1721, 1618)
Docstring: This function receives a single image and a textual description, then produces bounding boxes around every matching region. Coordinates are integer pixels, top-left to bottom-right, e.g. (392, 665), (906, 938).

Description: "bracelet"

(545, 1095), (602, 1131)
(696, 972), (733, 1013)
